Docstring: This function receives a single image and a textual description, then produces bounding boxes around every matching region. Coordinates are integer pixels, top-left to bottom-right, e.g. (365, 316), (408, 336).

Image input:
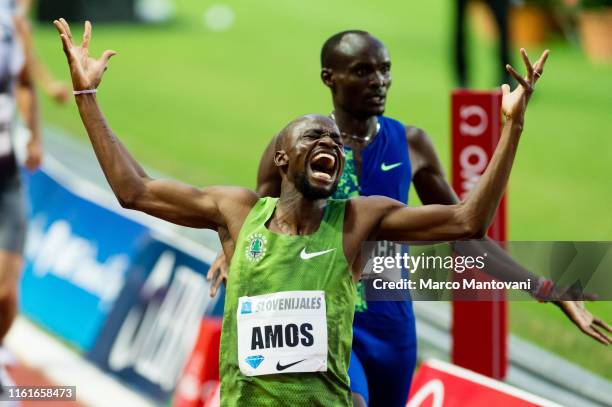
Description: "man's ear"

(321, 68), (335, 91)
(274, 150), (289, 168)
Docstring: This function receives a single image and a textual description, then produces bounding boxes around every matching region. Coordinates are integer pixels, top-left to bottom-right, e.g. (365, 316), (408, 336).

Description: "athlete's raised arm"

(54, 19), (257, 230)
(364, 49), (549, 243)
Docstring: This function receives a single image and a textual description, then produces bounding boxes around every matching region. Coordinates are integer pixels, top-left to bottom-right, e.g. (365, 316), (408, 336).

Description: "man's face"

(281, 116), (345, 200)
(326, 35), (392, 118)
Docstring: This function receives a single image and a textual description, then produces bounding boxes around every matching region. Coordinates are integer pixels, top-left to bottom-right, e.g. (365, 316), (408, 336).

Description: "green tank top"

(219, 197), (355, 406)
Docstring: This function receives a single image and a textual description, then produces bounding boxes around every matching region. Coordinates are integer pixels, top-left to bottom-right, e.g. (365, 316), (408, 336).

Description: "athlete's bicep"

(374, 198), (473, 242)
(131, 179), (256, 229)
(256, 135), (281, 197)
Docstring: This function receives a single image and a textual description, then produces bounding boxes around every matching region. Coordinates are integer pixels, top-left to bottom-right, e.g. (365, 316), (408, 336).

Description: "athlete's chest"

(337, 129), (412, 203)
(235, 230), (345, 290)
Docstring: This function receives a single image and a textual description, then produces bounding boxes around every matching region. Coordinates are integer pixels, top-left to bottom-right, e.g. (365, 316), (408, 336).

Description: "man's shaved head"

(321, 30), (384, 69)
(320, 30), (391, 117)
(276, 114), (338, 151)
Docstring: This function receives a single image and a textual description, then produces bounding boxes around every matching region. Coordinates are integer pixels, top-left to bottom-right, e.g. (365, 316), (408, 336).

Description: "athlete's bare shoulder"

(213, 186), (260, 242)
(213, 186), (259, 215)
(406, 124), (431, 147)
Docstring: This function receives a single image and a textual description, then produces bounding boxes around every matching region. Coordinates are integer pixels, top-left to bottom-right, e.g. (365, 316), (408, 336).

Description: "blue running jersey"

(333, 115), (417, 406)
(333, 115), (413, 321)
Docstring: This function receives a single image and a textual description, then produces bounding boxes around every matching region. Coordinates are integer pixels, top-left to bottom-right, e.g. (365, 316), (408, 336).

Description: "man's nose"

(371, 71), (386, 87)
(318, 135), (336, 147)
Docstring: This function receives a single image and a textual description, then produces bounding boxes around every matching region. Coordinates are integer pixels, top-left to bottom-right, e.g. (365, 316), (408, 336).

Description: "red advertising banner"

(173, 318), (222, 407)
(451, 90), (508, 379)
(407, 360), (559, 407)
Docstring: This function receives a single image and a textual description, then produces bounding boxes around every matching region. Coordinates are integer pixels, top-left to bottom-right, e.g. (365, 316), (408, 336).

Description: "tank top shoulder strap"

(316, 199), (347, 250)
(379, 116), (407, 144)
(234, 196), (277, 243)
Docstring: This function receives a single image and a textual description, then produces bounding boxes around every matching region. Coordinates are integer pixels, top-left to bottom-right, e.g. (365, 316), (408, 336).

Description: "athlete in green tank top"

(58, 26), (548, 406)
(220, 197), (354, 406)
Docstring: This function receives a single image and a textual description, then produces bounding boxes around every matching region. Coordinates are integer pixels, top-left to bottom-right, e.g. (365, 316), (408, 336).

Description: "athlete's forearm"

(15, 78), (39, 141)
(452, 239), (539, 294)
(75, 93), (149, 205)
(458, 118), (523, 236)
(418, 177), (540, 294)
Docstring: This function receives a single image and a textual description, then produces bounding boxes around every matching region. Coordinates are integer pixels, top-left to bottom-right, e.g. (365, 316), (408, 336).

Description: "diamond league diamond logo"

(245, 355), (264, 369)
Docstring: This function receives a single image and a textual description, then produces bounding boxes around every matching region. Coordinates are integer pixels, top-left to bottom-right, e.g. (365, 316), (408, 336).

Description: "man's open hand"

(501, 48), (549, 122)
(207, 252), (228, 297)
(554, 301), (611, 346)
(53, 19), (116, 91)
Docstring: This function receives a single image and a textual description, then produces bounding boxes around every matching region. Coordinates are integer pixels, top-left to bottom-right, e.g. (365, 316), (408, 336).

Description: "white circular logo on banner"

(405, 379), (444, 407)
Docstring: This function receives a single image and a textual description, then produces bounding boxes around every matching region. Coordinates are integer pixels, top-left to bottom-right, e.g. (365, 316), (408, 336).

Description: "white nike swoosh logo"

(381, 162), (402, 171)
(300, 248), (336, 260)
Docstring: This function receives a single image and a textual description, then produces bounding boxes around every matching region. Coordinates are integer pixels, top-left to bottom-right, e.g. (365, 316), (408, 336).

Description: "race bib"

(237, 290), (327, 376)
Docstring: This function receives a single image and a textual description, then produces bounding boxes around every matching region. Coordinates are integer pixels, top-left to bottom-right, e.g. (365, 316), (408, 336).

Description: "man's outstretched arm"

(409, 127), (542, 290)
(409, 127), (611, 345)
(54, 19), (257, 230)
(371, 49), (548, 243)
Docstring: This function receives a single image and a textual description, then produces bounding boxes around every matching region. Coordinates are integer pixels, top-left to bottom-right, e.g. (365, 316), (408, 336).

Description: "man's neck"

(332, 106), (378, 142)
(273, 183), (326, 235)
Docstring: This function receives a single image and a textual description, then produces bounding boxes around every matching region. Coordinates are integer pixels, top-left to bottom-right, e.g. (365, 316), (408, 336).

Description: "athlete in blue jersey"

(208, 31), (611, 407)
(330, 114), (418, 406)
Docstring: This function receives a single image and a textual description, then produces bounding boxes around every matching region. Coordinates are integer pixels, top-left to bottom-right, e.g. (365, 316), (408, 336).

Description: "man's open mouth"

(308, 151), (337, 184)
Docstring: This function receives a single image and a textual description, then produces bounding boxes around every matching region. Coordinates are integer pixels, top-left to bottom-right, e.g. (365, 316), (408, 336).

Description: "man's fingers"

(206, 266), (217, 281)
(53, 19), (65, 36)
(506, 64), (530, 89)
(210, 274), (224, 297)
(210, 280), (219, 297)
(59, 34), (71, 54)
(82, 20), (92, 49)
(207, 267), (219, 296)
(520, 48), (534, 78)
(590, 325), (611, 345)
(583, 325), (610, 345)
(534, 49), (550, 79)
(501, 83), (510, 97)
(101, 50), (117, 65)
(59, 18), (73, 39)
(593, 317), (612, 333)
(53, 20), (69, 44)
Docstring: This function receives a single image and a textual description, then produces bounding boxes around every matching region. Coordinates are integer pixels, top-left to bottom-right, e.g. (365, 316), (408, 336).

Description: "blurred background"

(10, 0), (612, 405)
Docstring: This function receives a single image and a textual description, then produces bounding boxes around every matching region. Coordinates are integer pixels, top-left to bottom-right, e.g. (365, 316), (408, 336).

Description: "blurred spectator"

(0, 0), (41, 378)
(18, 0), (70, 103)
(454, 0), (512, 87)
